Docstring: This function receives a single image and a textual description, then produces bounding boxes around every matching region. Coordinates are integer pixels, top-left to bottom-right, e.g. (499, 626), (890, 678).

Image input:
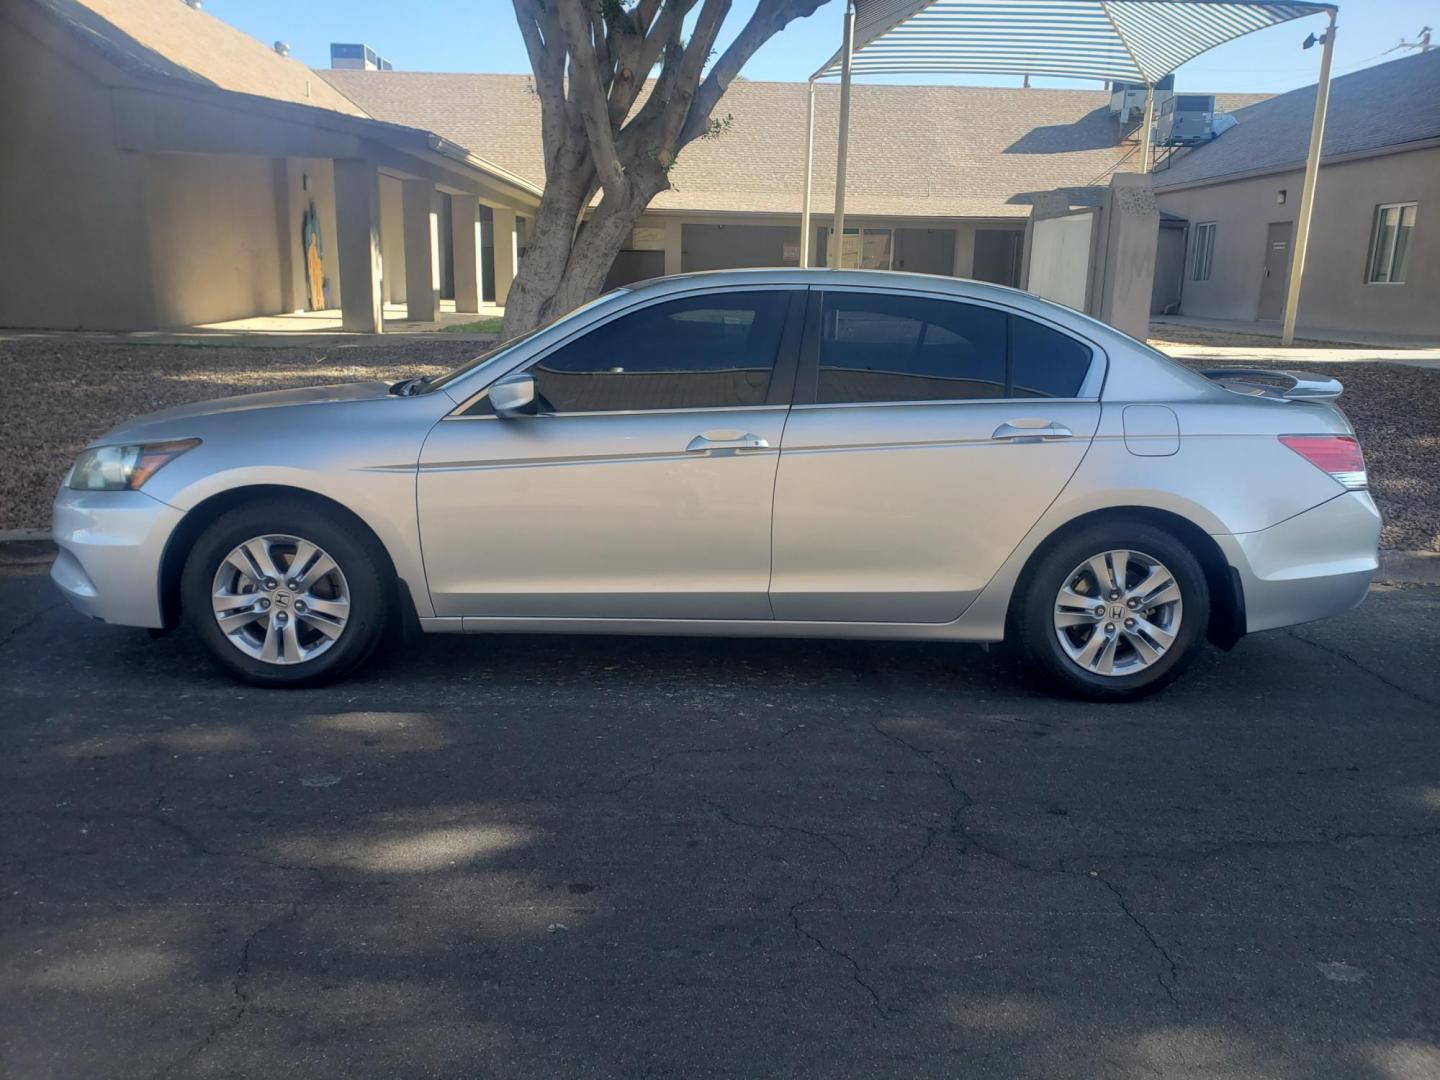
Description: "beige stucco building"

(1153, 50), (1439, 343)
(6, 0), (1433, 344)
(324, 69), (1261, 300)
(0, 0), (540, 332)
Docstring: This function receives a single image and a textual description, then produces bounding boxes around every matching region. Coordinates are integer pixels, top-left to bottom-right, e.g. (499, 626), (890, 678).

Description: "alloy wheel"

(210, 534), (350, 665)
(1052, 548), (1184, 677)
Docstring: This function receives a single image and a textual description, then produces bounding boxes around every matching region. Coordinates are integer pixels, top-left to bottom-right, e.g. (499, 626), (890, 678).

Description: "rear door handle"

(686, 432), (771, 453)
(991, 421), (1073, 442)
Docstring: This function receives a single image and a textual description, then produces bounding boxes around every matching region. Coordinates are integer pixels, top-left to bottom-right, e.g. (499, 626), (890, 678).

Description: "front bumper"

(51, 488), (184, 629)
(1216, 490), (1381, 634)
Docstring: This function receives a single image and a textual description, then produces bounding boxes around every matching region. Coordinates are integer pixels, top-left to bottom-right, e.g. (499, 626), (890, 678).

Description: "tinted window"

(1010, 317), (1092, 398)
(817, 293), (1007, 404)
(526, 291), (790, 413)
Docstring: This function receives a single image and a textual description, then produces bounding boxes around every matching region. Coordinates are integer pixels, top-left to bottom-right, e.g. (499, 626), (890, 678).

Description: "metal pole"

(830, 1), (855, 268)
(1282, 9), (1337, 346)
(799, 79), (816, 268)
(1139, 84), (1154, 173)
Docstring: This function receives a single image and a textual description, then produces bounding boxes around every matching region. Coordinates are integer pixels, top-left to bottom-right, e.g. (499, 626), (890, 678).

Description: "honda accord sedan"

(51, 269), (1379, 699)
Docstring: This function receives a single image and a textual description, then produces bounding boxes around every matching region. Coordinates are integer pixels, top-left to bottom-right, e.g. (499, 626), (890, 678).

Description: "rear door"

(1257, 221), (1293, 321)
(769, 288), (1102, 623)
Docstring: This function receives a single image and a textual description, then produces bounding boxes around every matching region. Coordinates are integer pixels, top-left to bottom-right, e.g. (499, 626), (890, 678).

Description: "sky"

(207, 0), (1437, 94)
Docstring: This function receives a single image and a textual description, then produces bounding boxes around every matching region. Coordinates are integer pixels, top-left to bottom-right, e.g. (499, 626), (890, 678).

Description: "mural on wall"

(302, 202), (327, 310)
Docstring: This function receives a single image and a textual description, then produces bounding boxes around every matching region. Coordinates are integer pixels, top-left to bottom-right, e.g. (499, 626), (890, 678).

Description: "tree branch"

(680, 0), (829, 145)
(511, 0), (569, 172)
(558, 0), (629, 198)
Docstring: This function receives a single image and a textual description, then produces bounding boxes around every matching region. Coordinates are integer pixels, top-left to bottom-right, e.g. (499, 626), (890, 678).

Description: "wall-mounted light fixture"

(1277, 189), (1287, 205)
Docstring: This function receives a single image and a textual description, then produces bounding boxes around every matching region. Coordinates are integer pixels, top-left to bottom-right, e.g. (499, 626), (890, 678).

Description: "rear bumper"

(50, 488), (182, 629)
(1216, 490), (1380, 634)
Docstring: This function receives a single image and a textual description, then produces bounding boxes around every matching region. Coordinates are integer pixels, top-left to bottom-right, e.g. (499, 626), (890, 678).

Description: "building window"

(1190, 222), (1215, 281)
(1367, 203), (1417, 284)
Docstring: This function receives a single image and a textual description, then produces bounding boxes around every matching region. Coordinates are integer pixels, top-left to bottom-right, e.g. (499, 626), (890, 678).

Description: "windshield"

(422, 289), (630, 393)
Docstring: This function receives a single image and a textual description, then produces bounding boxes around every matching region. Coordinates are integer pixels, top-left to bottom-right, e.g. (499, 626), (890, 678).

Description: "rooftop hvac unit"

(1108, 81), (1147, 123)
(1157, 93), (1217, 146)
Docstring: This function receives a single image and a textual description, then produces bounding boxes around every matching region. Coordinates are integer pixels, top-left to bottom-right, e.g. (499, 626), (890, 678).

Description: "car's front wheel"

(182, 499), (392, 687)
(1014, 522), (1209, 701)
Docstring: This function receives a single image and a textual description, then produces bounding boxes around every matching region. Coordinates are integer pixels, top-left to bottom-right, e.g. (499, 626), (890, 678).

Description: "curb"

(1377, 549), (1440, 586)
(3, 533), (1439, 585)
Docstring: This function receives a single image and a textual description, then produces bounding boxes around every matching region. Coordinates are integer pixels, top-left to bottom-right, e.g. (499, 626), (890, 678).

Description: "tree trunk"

(501, 0), (830, 338)
(501, 165), (666, 337)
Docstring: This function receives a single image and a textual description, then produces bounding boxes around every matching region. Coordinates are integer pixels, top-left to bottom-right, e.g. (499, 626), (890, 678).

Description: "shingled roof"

(34, 0), (368, 117)
(1156, 49), (1440, 190)
(321, 70), (1267, 219)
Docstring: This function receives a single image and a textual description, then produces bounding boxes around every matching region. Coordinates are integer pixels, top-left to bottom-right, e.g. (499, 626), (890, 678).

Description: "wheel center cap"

(1110, 604), (1125, 620)
(274, 590), (291, 608)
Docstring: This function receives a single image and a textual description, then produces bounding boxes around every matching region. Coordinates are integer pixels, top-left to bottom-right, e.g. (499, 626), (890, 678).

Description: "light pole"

(830, 1), (855, 268)
(1281, 8), (1337, 346)
(799, 79), (816, 267)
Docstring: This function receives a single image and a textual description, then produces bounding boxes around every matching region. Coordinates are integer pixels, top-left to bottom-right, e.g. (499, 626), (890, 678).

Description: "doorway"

(1257, 221), (1293, 321)
(972, 229), (1024, 287)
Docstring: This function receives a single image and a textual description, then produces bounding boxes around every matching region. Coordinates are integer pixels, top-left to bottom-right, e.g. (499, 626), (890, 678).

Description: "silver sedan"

(51, 269), (1379, 700)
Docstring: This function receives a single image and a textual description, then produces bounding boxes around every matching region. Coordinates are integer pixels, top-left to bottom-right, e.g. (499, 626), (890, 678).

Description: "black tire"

(1012, 520), (1209, 702)
(181, 498), (393, 688)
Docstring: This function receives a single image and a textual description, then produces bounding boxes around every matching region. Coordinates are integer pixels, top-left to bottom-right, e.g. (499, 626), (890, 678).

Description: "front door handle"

(992, 421), (1074, 442)
(686, 432), (771, 453)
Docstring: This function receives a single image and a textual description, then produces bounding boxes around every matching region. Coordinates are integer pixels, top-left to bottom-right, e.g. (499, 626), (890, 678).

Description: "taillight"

(1279, 434), (1367, 490)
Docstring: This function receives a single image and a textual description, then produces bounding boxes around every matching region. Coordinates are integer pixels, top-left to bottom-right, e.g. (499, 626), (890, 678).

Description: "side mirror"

(489, 372), (538, 417)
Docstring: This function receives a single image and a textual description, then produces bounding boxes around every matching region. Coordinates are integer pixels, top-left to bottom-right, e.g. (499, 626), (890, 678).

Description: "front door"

(1257, 221), (1293, 321)
(418, 288), (802, 620)
(770, 289), (1100, 623)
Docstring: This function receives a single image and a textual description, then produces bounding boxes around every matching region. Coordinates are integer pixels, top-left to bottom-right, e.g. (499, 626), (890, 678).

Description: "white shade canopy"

(813, 0), (1334, 84)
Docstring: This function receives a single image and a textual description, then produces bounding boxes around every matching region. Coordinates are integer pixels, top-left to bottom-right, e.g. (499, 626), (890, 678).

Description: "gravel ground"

(0, 338), (488, 534)
(2, 335), (1436, 550)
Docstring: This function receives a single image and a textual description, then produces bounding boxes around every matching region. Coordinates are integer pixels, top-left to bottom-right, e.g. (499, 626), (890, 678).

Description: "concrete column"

(952, 223), (975, 279)
(451, 192), (484, 313)
(378, 175), (406, 305)
(272, 158), (303, 313)
(663, 219), (683, 276)
(333, 158), (383, 333)
(492, 206), (519, 306)
(402, 179), (440, 322)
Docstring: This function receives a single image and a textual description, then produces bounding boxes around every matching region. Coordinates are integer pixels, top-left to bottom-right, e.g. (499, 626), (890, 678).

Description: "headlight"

(68, 439), (200, 491)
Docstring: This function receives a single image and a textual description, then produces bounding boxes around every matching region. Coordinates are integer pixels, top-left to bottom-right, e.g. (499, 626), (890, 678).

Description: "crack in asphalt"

(857, 678), (1188, 1010)
(788, 887), (888, 1018)
(152, 894), (316, 1080)
(701, 797), (851, 862)
(0, 600), (62, 653)
(1092, 872), (1181, 1008)
(886, 823), (941, 904)
(1285, 628), (1440, 709)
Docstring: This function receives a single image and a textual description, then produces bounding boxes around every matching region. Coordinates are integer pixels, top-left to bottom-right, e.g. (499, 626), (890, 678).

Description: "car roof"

(625, 266), (1029, 302)
(623, 268), (1139, 348)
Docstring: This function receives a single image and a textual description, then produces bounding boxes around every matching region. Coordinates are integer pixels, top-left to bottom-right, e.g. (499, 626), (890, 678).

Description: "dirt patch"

(4, 336), (1436, 551)
(0, 338), (488, 533)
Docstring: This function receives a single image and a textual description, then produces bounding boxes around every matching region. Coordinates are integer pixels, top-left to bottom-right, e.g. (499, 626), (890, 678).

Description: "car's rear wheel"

(182, 499), (392, 687)
(1014, 522), (1209, 701)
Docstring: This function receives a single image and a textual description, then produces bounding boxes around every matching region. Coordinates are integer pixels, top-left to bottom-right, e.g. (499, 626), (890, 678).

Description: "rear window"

(814, 292), (1094, 402)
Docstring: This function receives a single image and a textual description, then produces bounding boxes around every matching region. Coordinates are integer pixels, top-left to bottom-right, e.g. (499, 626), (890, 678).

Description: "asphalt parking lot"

(2, 569), (1438, 1079)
